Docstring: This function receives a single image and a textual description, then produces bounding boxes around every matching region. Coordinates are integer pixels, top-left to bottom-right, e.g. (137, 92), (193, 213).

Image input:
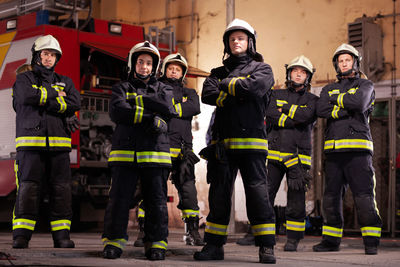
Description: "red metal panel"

(0, 59), (26, 90)
(94, 19), (144, 40)
(0, 160), (15, 196)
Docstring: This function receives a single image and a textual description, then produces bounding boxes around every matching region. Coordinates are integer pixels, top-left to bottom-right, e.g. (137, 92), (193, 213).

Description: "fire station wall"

(94, 0), (399, 228)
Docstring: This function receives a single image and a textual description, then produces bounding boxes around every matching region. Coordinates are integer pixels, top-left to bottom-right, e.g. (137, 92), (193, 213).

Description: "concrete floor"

(0, 229), (399, 266)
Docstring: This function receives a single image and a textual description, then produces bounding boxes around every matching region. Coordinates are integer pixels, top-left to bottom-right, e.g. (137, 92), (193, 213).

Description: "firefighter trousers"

(204, 153), (275, 247)
(102, 165), (169, 250)
(322, 152), (382, 247)
(13, 150), (72, 240)
(268, 162), (306, 240)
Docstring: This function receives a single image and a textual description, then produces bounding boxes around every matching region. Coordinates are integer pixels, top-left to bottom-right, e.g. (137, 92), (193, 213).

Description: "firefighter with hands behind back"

(12, 35), (80, 249)
(195, 19), (277, 264)
(102, 41), (177, 261)
(133, 53), (203, 247)
(313, 43), (382, 255)
(265, 55), (318, 252)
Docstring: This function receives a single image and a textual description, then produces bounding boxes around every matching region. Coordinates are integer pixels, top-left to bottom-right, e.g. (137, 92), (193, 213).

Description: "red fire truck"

(0, 0), (189, 224)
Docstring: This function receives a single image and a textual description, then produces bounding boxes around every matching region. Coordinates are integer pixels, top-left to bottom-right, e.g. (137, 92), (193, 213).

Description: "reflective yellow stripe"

(337, 93), (345, 108)
(108, 150), (135, 162)
(267, 150), (311, 166)
(361, 226), (381, 237)
(12, 218), (36, 231)
(216, 91), (228, 107)
(224, 138), (268, 151)
(126, 92), (137, 100)
(205, 221), (228, 236)
(278, 113), (288, 127)
(322, 225), (343, 237)
(32, 85), (47, 105)
(228, 77), (245, 96)
(286, 220), (305, 231)
(134, 95), (144, 123)
(348, 87), (358, 94)
(170, 147), (181, 158)
(48, 137), (71, 148)
(324, 140), (334, 150)
(56, 96), (67, 113)
(138, 208), (145, 218)
(151, 240), (167, 250)
(331, 105), (340, 119)
(102, 238), (127, 250)
(175, 103), (183, 117)
(50, 219), (71, 231)
(328, 89), (340, 96)
(276, 99), (288, 107)
(16, 136), (46, 148)
(324, 139), (373, 152)
(252, 223), (275, 236)
(52, 84), (65, 91)
(288, 104), (298, 119)
(298, 154), (311, 166)
(181, 209), (200, 218)
(136, 151), (171, 164)
(284, 157), (299, 168)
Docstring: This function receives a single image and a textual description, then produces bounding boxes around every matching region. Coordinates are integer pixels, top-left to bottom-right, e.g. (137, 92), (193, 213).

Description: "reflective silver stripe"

(205, 221), (228, 236)
(136, 151), (171, 164)
(252, 223), (275, 236)
(322, 225), (343, 237)
(108, 150), (135, 162)
(224, 138), (268, 151)
(50, 220), (71, 231)
(151, 241), (167, 249)
(286, 220), (305, 231)
(48, 137), (71, 148)
(16, 137), (46, 147)
(102, 238), (127, 249)
(12, 219), (36, 230)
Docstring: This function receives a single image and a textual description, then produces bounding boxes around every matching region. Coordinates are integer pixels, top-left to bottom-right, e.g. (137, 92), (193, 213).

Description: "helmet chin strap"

(134, 71), (151, 80)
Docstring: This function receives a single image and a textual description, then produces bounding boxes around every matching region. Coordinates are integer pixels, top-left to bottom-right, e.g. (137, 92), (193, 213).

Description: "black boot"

(312, 239), (340, 252)
(12, 236), (29, 249)
(185, 217), (205, 246)
(145, 248), (166, 260)
(52, 230), (75, 248)
(134, 218), (145, 247)
(193, 244), (224, 261)
(259, 246), (276, 264)
(103, 245), (122, 259)
(236, 224), (255, 246)
(283, 238), (299, 251)
(365, 245), (378, 255)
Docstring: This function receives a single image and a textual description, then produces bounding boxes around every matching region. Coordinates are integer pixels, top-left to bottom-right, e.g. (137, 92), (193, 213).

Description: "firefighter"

(194, 19), (276, 264)
(102, 41), (177, 261)
(265, 55), (318, 251)
(12, 35), (80, 249)
(133, 53), (203, 247)
(313, 43), (382, 255)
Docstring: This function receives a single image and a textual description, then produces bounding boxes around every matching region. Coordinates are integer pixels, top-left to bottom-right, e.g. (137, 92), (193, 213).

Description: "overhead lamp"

(109, 23), (122, 35)
(6, 19), (17, 30)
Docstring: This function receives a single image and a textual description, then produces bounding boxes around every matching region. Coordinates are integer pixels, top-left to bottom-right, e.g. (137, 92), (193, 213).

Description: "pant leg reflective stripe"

(361, 227), (381, 237)
(181, 209), (199, 218)
(108, 150), (135, 162)
(322, 225), (343, 237)
(252, 223), (275, 236)
(286, 220), (305, 231)
(284, 157), (299, 168)
(50, 220), (71, 231)
(138, 208), (145, 218)
(13, 218), (36, 231)
(205, 221), (228, 236)
(151, 240), (168, 250)
(102, 238), (127, 250)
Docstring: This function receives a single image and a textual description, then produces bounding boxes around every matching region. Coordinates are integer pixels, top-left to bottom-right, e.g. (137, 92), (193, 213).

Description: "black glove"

(284, 155), (305, 191)
(151, 115), (168, 134)
(65, 115), (79, 134)
(178, 147), (200, 184)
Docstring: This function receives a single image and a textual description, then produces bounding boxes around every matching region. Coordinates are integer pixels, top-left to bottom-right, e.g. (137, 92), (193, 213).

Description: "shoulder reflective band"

(151, 240), (167, 250)
(216, 91), (228, 107)
(56, 96), (67, 113)
(252, 223), (275, 236)
(170, 147), (181, 158)
(134, 95), (144, 123)
(16, 136), (46, 148)
(50, 219), (71, 231)
(224, 138), (268, 151)
(205, 221), (228, 236)
(361, 226), (381, 237)
(286, 220), (305, 232)
(181, 209), (200, 219)
(278, 113), (288, 127)
(276, 99), (288, 107)
(12, 218), (36, 231)
(48, 137), (71, 148)
(347, 87), (358, 94)
(324, 139), (373, 152)
(328, 89), (340, 96)
(331, 105), (340, 119)
(322, 225), (343, 237)
(228, 76), (246, 96)
(136, 151), (171, 164)
(108, 150), (135, 162)
(102, 237), (127, 249)
(174, 103), (182, 117)
(32, 84), (47, 105)
(288, 104), (298, 119)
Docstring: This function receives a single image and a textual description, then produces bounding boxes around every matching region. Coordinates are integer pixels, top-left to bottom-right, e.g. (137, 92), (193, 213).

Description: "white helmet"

(332, 43), (361, 75)
(285, 55), (315, 88)
(127, 41), (160, 78)
(32, 35), (62, 55)
(160, 53), (188, 80)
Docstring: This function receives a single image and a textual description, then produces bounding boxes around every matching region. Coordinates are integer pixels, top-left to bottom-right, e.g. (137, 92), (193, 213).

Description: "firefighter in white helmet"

(265, 55), (318, 251)
(102, 41), (177, 261)
(133, 53), (203, 247)
(313, 43), (381, 255)
(12, 35), (80, 249)
(195, 19), (277, 264)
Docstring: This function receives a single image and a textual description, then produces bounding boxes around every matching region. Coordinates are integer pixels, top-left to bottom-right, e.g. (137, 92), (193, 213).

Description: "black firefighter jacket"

(160, 78), (200, 159)
(108, 77), (177, 168)
(12, 65), (80, 152)
(316, 74), (375, 155)
(202, 55), (274, 154)
(266, 86), (318, 168)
